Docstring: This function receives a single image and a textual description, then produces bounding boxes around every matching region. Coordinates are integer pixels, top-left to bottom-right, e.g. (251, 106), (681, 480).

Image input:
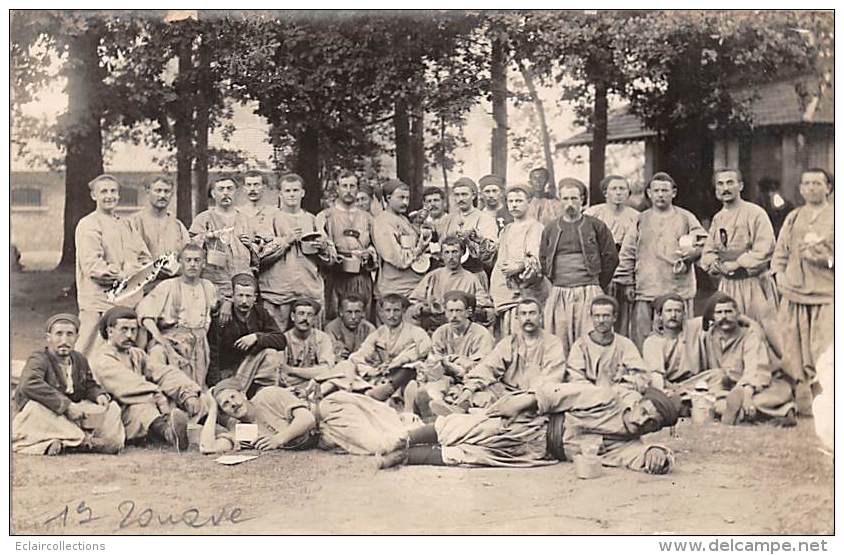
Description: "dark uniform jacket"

(13, 348), (106, 415)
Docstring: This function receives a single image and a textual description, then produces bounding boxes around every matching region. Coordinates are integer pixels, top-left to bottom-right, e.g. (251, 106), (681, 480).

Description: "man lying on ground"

(12, 313), (124, 455)
(378, 381), (679, 474)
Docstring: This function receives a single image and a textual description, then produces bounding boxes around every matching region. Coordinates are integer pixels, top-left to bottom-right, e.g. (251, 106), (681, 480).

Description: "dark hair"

(231, 272), (258, 291)
(243, 170), (265, 182)
(340, 294), (366, 309)
(712, 168), (743, 185)
(211, 175), (239, 189)
(145, 174), (175, 190)
(379, 294), (409, 309)
(702, 292), (738, 330)
(291, 297), (321, 315)
(422, 186), (445, 200)
(443, 290), (475, 312)
(440, 235), (466, 255)
(653, 293), (686, 315)
(590, 294), (619, 316)
(599, 174), (629, 195)
(802, 167), (834, 190)
(647, 172), (677, 191)
(179, 243), (205, 260)
(338, 170), (358, 183)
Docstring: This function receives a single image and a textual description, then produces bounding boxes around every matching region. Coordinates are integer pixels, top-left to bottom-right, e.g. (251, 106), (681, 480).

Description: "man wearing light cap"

(75, 173), (152, 358)
(13, 313), (125, 455)
(90, 307), (198, 450)
(372, 178), (431, 300)
(436, 177), (498, 281)
(378, 381), (679, 474)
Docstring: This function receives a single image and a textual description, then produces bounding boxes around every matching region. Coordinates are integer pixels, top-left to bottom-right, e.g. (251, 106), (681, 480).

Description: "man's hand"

(234, 334), (259, 351)
(96, 394), (110, 407)
(184, 396), (201, 417)
(238, 234), (253, 248)
(486, 393), (535, 420)
(721, 261), (741, 274)
(644, 447), (670, 474)
(65, 402), (85, 421)
(290, 227), (304, 243)
(624, 285), (636, 302)
(218, 300), (233, 325)
(256, 433), (289, 451)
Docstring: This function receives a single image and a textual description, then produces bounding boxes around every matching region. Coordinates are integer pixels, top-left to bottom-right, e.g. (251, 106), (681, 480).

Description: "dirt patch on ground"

(9, 270), (834, 535)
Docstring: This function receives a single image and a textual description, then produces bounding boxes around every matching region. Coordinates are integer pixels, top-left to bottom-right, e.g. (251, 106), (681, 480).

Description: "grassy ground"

(10, 269), (834, 535)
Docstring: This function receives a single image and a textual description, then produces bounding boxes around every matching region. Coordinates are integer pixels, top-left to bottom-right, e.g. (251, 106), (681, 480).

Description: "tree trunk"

(193, 31), (211, 215)
(175, 30), (195, 225)
(294, 124), (321, 215)
(394, 98), (411, 186)
(589, 80), (609, 205)
(517, 60), (555, 193)
(490, 37), (508, 181)
(59, 24), (105, 269)
(408, 103), (425, 211)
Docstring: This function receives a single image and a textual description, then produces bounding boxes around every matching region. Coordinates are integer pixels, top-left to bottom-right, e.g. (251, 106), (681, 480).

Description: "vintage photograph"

(8, 8), (834, 536)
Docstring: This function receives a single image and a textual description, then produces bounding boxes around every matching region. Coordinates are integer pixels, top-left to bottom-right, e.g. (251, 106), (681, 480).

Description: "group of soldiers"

(11, 164), (834, 475)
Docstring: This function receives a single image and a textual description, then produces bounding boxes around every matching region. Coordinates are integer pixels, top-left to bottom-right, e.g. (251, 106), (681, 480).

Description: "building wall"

(10, 171), (283, 256)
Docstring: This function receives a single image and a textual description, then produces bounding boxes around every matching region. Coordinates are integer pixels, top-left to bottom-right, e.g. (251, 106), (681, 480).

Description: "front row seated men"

(324, 294), (377, 361)
(12, 314), (125, 455)
(378, 381), (679, 474)
(91, 306), (202, 450)
(643, 292), (796, 426)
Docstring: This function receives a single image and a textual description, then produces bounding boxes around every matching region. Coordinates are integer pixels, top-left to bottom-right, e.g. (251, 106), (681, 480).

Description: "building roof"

(558, 76), (834, 149)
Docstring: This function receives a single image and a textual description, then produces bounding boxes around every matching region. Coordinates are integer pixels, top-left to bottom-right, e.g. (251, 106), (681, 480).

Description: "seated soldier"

(324, 294), (376, 361)
(207, 273), (286, 388)
(644, 292), (795, 426)
(566, 295), (651, 404)
(335, 294), (432, 407)
(406, 291), (495, 418)
(90, 307), (197, 449)
(12, 314), (125, 455)
(278, 298), (347, 397)
(378, 381), (679, 475)
(199, 381), (318, 454)
(137, 243), (218, 388)
(408, 236), (494, 332)
(697, 293), (796, 426)
(441, 298), (566, 413)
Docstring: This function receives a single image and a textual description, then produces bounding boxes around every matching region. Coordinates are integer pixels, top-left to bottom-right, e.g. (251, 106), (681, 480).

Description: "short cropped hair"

(242, 170), (265, 182)
(340, 294), (366, 310)
(440, 235), (467, 254)
(291, 297), (321, 315)
(712, 168), (743, 185)
(422, 186), (445, 200)
(279, 173), (305, 188)
(145, 175), (175, 190)
(178, 243), (205, 260)
(211, 174), (239, 189)
(802, 167), (834, 190)
(338, 170), (358, 183)
(517, 297), (542, 312)
(590, 294), (619, 316)
(647, 172), (677, 191)
(379, 294), (409, 310)
(231, 272), (258, 291)
(443, 290), (475, 312)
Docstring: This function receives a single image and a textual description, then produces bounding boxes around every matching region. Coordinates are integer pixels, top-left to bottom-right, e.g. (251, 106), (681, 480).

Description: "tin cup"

(690, 392), (714, 424)
(574, 454), (603, 479)
(187, 423), (202, 449)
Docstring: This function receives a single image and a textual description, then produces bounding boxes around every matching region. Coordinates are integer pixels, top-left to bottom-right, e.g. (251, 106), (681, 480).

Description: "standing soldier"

(489, 184), (544, 337)
(372, 179), (431, 302)
(189, 175), (252, 304)
(258, 173), (332, 331)
(240, 170), (283, 270)
(700, 168), (780, 352)
(526, 167), (563, 226)
(75, 174), (152, 358)
(436, 177), (498, 286)
(772, 169), (834, 415)
(129, 175), (189, 288)
(316, 170), (377, 322)
(613, 172), (706, 350)
(540, 178), (618, 355)
(478, 174), (513, 234)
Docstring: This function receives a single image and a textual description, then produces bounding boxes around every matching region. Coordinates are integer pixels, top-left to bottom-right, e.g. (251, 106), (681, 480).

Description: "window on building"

(11, 187), (42, 207)
(118, 185), (140, 207)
